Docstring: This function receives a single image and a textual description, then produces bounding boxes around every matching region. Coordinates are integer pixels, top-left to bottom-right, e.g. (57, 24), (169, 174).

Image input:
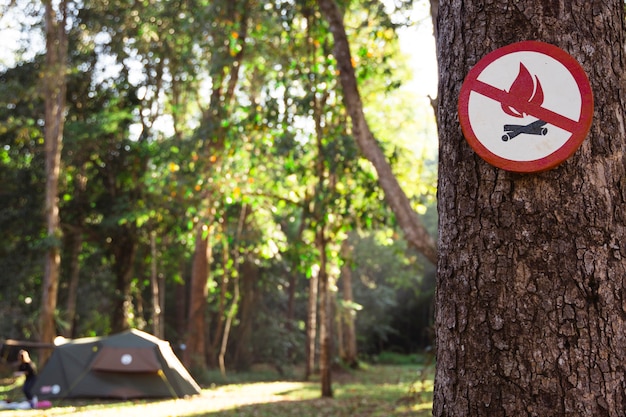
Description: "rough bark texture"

(435, 1), (626, 416)
(317, 0), (437, 265)
(40, 0), (68, 365)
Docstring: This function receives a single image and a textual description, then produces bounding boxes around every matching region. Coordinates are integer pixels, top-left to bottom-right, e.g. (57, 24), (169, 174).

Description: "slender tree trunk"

(317, 230), (333, 398)
(317, 0), (437, 265)
(110, 234), (136, 332)
(40, 0), (68, 364)
(150, 231), (163, 338)
(218, 243), (239, 377)
(184, 225), (211, 371)
(435, 1), (626, 416)
(339, 240), (357, 368)
(304, 264), (319, 381)
(209, 255), (227, 367)
(336, 296), (345, 363)
(219, 204), (247, 377)
(64, 231), (81, 338)
(175, 264), (187, 345)
(64, 167), (87, 339)
(233, 260), (258, 371)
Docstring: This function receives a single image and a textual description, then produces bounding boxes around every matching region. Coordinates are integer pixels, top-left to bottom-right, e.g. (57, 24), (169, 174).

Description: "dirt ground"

(1, 381), (311, 417)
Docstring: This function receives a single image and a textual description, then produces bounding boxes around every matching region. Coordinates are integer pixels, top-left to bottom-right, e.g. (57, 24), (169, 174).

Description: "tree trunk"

(64, 167), (87, 339)
(64, 231), (81, 338)
(339, 240), (357, 368)
(219, 204), (247, 377)
(435, 1), (626, 416)
(40, 0), (68, 364)
(175, 265), (187, 347)
(317, 230), (333, 398)
(304, 264), (319, 381)
(110, 233), (136, 332)
(209, 253), (227, 367)
(186, 0), (249, 369)
(150, 231), (163, 338)
(184, 225), (211, 372)
(316, 0), (437, 265)
(233, 258), (258, 371)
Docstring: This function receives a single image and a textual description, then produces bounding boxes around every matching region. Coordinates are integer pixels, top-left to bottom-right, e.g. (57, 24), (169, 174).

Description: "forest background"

(0, 0), (439, 380)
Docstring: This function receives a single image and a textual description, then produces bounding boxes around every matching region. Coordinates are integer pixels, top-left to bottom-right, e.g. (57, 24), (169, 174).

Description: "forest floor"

(0, 362), (433, 417)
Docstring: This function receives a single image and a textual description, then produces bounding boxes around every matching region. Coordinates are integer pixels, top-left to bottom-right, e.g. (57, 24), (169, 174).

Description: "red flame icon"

(501, 63), (544, 118)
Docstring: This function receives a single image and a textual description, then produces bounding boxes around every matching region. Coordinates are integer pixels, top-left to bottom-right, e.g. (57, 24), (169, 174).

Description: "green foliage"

(373, 350), (429, 365)
(344, 230), (435, 355)
(0, 0), (438, 376)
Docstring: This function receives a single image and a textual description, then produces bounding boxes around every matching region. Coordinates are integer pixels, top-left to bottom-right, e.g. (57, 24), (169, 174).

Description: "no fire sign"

(458, 41), (593, 173)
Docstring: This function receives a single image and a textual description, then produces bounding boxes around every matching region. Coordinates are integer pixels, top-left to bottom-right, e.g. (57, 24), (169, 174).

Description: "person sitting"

(14, 350), (37, 407)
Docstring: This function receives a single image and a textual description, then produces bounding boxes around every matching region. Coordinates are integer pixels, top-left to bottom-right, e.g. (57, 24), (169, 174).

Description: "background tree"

(0, 0), (440, 395)
(0, 58), (46, 340)
(317, 0), (437, 265)
(435, 1), (626, 415)
(40, 0), (69, 363)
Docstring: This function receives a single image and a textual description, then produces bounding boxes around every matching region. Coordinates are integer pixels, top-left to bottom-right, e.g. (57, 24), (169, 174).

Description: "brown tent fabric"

(90, 346), (161, 373)
(32, 329), (201, 400)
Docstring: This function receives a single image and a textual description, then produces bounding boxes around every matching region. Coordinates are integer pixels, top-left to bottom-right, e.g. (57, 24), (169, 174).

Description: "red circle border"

(458, 41), (594, 173)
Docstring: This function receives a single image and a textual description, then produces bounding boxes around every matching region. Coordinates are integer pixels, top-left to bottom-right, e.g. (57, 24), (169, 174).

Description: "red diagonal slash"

(472, 80), (580, 133)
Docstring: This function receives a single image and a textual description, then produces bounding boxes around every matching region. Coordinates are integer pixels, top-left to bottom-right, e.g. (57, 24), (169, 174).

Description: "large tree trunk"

(110, 232), (137, 332)
(317, 0), (437, 265)
(40, 0), (68, 364)
(185, 225), (211, 372)
(435, 1), (626, 416)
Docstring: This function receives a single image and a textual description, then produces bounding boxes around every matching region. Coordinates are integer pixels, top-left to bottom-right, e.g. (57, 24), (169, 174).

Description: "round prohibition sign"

(458, 41), (594, 173)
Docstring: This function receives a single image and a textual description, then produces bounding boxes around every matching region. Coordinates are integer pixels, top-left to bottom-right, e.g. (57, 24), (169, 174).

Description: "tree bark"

(64, 230), (81, 338)
(304, 264), (319, 381)
(339, 239), (357, 368)
(317, 230), (333, 398)
(435, 1), (626, 416)
(219, 204), (248, 377)
(110, 232), (136, 332)
(233, 259), (258, 371)
(64, 167), (87, 339)
(150, 231), (163, 338)
(184, 225), (211, 372)
(316, 0), (437, 265)
(40, 0), (68, 364)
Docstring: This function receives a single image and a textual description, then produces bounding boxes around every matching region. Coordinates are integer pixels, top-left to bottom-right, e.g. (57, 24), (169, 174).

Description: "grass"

(0, 362), (433, 417)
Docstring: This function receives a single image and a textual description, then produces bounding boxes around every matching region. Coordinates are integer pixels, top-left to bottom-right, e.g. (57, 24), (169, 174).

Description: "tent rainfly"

(33, 329), (201, 400)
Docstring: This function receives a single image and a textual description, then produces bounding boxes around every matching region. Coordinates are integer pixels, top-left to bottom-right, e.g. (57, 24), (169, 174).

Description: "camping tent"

(33, 329), (201, 400)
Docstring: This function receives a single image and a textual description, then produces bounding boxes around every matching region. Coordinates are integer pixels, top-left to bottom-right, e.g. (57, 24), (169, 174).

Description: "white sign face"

(459, 41), (593, 172)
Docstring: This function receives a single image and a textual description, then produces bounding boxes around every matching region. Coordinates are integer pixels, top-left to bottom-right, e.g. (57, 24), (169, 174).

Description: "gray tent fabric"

(33, 329), (201, 400)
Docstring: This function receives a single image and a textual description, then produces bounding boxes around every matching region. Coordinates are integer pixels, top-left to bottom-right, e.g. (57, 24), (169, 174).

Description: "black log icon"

(502, 119), (548, 141)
